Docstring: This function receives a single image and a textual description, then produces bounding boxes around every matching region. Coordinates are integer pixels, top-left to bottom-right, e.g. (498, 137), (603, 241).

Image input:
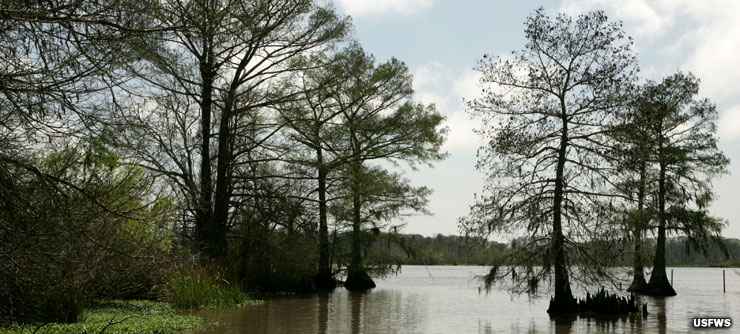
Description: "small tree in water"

(461, 8), (637, 314)
(630, 73), (729, 296)
(296, 44), (446, 290)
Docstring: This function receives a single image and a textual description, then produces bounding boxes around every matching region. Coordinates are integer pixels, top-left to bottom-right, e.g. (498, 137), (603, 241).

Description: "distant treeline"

(363, 233), (507, 266)
(661, 237), (740, 267)
(364, 233), (740, 267)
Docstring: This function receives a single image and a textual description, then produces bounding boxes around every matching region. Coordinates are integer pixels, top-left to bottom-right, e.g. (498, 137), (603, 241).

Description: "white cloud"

(719, 105), (740, 142)
(684, 17), (740, 102)
(335, 0), (433, 17)
(412, 61), (447, 92)
(443, 106), (480, 152)
(452, 69), (483, 100)
(412, 63), (483, 152)
(560, 0), (673, 37)
(560, 0), (740, 142)
(561, 0), (740, 239)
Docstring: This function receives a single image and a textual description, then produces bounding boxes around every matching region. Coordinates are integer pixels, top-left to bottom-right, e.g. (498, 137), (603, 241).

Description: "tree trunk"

(315, 147), (336, 290)
(196, 47), (215, 258)
(628, 160), (648, 292)
(211, 61), (248, 260)
(547, 102), (576, 314)
(344, 159), (375, 291)
(211, 105), (232, 260)
(645, 161), (676, 296)
(350, 166), (362, 272)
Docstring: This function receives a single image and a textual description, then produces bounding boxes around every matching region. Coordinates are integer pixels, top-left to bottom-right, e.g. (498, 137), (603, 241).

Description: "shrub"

(232, 227), (320, 293)
(0, 148), (176, 324)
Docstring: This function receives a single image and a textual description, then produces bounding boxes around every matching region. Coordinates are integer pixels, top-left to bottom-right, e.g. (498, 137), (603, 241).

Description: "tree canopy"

(461, 8), (639, 312)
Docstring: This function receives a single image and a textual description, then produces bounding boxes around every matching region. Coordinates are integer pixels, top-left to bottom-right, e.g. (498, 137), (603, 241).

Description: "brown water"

(194, 266), (740, 333)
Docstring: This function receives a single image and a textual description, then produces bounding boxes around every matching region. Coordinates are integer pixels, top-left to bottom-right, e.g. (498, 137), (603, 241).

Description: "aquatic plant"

(0, 300), (202, 334)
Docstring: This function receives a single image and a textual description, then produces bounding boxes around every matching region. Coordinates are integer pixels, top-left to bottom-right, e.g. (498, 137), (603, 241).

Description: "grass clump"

(0, 300), (202, 334)
(165, 266), (250, 309)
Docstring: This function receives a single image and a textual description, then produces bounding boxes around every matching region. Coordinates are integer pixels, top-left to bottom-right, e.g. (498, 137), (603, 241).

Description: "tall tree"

(462, 8), (637, 313)
(635, 73), (729, 296)
(611, 97), (657, 292)
(278, 51), (349, 289)
(114, 0), (349, 259)
(281, 44), (445, 290)
(324, 45), (446, 290)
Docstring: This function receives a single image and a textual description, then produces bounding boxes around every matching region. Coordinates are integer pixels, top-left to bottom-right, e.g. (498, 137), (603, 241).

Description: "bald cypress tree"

(462, 8), (637, 313)
(320, 45), (446, 290)
(279, 44), (446, 290)
(633, 73), (729, 296)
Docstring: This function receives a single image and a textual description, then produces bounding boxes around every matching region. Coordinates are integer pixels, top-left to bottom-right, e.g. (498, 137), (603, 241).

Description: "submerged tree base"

(641, 273), (677, 296)
(314, 273), (339, 291)
(546, 295), (578, 315)
(638, 284), (677, 297)
(548, 289), (641, 317)
(344, 271), (376, 291)
(627, 277), (648, 292)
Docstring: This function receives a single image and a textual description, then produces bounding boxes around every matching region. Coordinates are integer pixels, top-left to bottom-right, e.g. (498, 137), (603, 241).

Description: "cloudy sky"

(333, 0), (740, 239)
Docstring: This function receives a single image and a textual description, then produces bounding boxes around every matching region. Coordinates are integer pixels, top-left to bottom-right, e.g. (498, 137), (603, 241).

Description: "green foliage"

(164, 266), (249, 309)
(0, 301), (202, 334)
(231, 223), (320, 293)
(0, 146), (175, 323)
(330, 166), (432, 228)
(615, 72), (730, 294)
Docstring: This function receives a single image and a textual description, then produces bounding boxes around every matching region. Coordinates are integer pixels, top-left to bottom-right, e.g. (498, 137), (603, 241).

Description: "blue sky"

(333, 0), (740, 239)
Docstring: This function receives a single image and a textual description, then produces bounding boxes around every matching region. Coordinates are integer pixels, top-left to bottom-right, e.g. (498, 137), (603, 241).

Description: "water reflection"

(551, 315), (575, 333)
(540, 293), (673, 334)
(350, 293), (362, 334)
(318, 293), (329, 334)
(653, 297), (667, 334)
(548, 313), (642, 334)
(194, 266), (738, 334)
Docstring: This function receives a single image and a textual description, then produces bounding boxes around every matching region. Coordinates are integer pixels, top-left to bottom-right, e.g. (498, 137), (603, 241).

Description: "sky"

(332, 0), (740, 239)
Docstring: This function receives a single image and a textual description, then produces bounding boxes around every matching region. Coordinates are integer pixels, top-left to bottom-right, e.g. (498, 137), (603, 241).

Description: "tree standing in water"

(611, 95), (656, 292)
(462, 8), (637, 313)
(281, 44), (446, 290)
(278, 51), (353, 290)
(330, 45), (446, 290)
(634, 73), (729, 296)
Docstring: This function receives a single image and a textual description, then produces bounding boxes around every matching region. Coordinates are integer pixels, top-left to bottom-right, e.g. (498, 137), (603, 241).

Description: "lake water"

(194, 266), (740, 333)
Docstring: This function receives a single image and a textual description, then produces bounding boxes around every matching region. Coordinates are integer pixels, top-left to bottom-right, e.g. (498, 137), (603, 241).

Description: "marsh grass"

(165, 266), (252, 309)
(0, 300), (203, 334)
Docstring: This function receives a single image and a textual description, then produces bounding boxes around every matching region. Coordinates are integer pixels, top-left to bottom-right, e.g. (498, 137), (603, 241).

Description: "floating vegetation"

(0, 300), (203, 334)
